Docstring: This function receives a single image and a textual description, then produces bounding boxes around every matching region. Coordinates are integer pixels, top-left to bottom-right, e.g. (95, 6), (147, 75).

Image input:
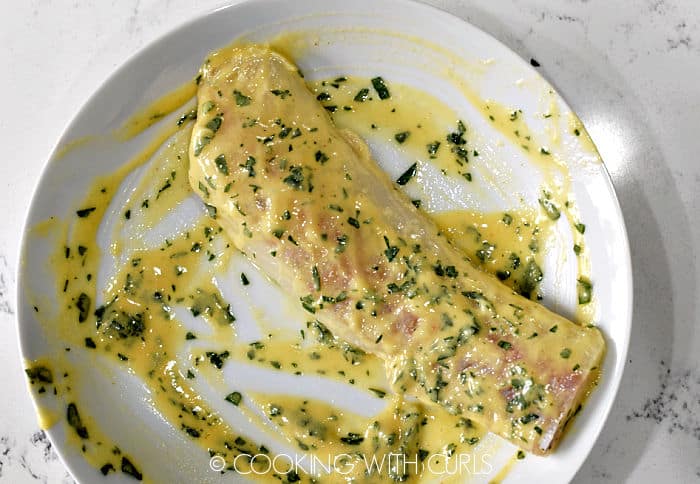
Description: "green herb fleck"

(335, 235), (348, 253)
(201, 100), (215, 114)
(283, 166), (304, 190)
(76, 207), (96, 218)
(301, 295), (316, 314)
(121, 457), (143, 481)
(215, 154), (228, 175)
(76, 292), (91, 322)
(243, 156), (256, 177)
(396, 163), (417, 186)
(271, 89), (291, 99)
(193, 135), (211, 156)
(25, 366), (53, 384)
(315, 150), (329, 164)
(520, 413), (539, 424)
(205, 204), (217, 219)
(225, 391), (242, 406)
(383, 236), (399, 262)
(516, 260), (543, 298)
(371, 77), (390, 100)
(234, 90), (251, 106)
(539, 197), (561, 220)
(577, 278), (592, 304)
(427, 141), (441, 158)
(206, 351), (230, 369)
(354, 88), (370, 102)
(67, 403), (89, 439)
(394, 131), (410, 144)
(206, 115), (222, 133)
(340, 432), (365, 445)
(312, 265), (321, 291)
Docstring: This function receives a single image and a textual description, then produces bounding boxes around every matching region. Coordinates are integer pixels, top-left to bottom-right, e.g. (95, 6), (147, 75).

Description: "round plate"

(18, 0), (632, 482)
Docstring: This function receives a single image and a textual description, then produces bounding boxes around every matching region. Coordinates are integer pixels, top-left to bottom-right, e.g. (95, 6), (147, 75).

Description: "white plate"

(18, 0), (632, 482)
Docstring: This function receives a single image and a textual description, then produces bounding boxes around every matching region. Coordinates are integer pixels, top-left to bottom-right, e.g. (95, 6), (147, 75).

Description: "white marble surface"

(1, 0), (698, 482)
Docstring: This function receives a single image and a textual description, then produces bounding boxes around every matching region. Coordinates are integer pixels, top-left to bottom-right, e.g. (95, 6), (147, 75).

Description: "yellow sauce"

(488, 452), (521, 484)
(24, 357), (61, 429)
(244, 392), (488, 482)
(29, 120), (299, 482)
(117, 79), (197, 140)
(307, 77), (471, 180)
(24, 42), (600, 483)
(54, 135), (94, 161)
(432, 210), (552, 299)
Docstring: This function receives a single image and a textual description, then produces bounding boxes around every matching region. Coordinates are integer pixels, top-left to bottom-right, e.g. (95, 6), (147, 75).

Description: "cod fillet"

(188, 45), (605, 455)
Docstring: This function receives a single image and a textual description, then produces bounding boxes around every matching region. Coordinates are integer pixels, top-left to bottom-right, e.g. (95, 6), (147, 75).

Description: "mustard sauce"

(488, 452), (521, 484)
(24, 42), (600, 483)
(117, 80), (197, 140)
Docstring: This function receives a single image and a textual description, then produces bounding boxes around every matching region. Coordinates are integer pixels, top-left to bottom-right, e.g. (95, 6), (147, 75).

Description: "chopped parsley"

(76, 207), (96, 218)
(498, 340), (512, 350)
(233, 90), (251, 106)
(315, 150), (329, 164)
(577, 278), (593, 304)
(354, 88), (370, 102)
(427, 141), (441, 158)
(66, 403), (89, 439)
(225, 391), (242, 406)
(383, 236), (399, 262)
(394, 131), (410, 143)
(243, 156), (256, 177)
(340, 432), (365, 445)
(121, 457), (143, 481)
(214, 154), (228, 175)
(312, 265), (321, 291)
(283, 166), (304, 190)
(205, 115), (222, 132)
(396, 163), (417, 186)
(371, 77), (390, 100)
(538, 196), (561, 220)
(271, 89), (291, 98)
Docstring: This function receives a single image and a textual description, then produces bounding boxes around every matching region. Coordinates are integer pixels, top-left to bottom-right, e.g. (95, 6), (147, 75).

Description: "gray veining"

(0, 256), (14, 315)
(626, 362), (700, 442)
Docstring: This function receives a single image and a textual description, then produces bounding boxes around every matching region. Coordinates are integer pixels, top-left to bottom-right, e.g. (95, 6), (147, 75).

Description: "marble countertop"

(1, 0), (698, 482)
